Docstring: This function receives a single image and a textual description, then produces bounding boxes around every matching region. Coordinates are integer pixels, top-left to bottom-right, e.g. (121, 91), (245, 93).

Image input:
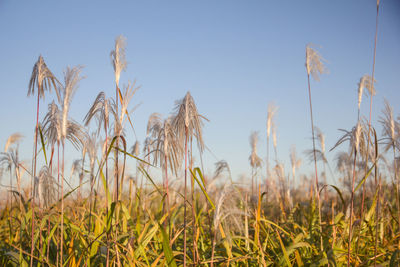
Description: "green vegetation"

(1, 1), (400, 266)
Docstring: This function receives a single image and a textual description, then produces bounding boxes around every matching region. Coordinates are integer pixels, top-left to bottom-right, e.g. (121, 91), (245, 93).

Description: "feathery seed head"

(110, 35), (127, 86)
(60, 66), (84, 142)
(38, 166), (57, 208)
(131, 141), (140, 156)
(84, 92), (111, 135)
(290, 145), (301, 178)
(267, 103), (278, 138)
(305, 44), (327, 81)
(28, 55), (60, 101)
(249, 131), (262, 168)
(315, 127), (325, 154)
(173, 91), (206, 153)
(357, 75), (376, 109)
(272, 124), (277, 149)
(379, 99), (398, 152)
(4, 133), (23, 152)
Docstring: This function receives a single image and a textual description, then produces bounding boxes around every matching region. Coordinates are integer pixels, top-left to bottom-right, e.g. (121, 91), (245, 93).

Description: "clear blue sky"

(0, 0), (399, 187)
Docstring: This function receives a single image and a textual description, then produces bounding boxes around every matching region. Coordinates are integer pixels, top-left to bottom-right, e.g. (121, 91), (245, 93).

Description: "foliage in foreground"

(0, 167), (399, 266)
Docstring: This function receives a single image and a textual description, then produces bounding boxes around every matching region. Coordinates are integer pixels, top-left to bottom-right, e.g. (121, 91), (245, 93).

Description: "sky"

(0, 0), (399, 189)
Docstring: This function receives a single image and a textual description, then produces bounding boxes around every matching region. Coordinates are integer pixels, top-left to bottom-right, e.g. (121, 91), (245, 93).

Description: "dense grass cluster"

(0, 166), (399, 266)
(1, 1), (400, 266)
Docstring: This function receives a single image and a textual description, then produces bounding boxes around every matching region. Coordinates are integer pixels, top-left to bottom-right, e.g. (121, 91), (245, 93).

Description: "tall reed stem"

(360, 0), (380, 235)
(348, 149), (358, 266)
(60, 144), (65, 266)
(30, 91), (40, 267)
(183, 128), (188, 267)
(306, 72), (323, 252)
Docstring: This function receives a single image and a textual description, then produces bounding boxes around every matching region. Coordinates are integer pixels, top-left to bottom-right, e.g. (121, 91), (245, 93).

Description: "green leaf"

(38, 124), (48, 165)
(115, 146), (153, 167)
(190, 167), (215, 210)
(355, 162), (376, 192)
(276, 229), (292, 267)
(159, 223), (177, 267)
(138, 166), (162, 196)
(329, 185), (345, 207)
(390, 249), (400, 267)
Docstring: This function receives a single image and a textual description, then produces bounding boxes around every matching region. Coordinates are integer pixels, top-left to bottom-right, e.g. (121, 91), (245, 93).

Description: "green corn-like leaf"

(390, 249), (400, 267)
(329, 185), (346, 207)
(159, 223), (177, 267)
(190, 167), (215, 210)
(38, 124), (48, 165)
(355, 162), (376, 192)
(276, 229), (292, 267)
(138, 166), (162, 196)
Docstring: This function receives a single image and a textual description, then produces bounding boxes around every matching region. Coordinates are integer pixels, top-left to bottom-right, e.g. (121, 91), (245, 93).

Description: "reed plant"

(1, 21), (399, 266)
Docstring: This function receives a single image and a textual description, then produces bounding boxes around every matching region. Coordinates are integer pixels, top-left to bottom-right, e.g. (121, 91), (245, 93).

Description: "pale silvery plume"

(118, 82), (139, 127)
(272, 124), (277, 152)
(274, 162), (291, 207)
(305, 127), (327, 163)
(70, 159), (84, 198)
(3, 133), (24, 193)
(249, 131), (262, 169)
(42, 101), (62, 146)
(357, 75), (376, 110)
(84, 92), (112, 136)
(144, 113), (162, 156)
(4, 133), (24, 152)
(173, 91), (206, 265)
(110, 35), (127, 87)
(305, 44), (327, 82)
(290, 145), (302, 183)
(305, 149), (327, 164)
(70, 159), (82, 178)
(84, 132), (99, 188)
(151, 116), (182, 175)
(66, 121), (86, 151)
(0, 150), (14, 183)
(112, 82), (139, 136)
(1, 147), (23, 193)
(173, 91), (206, 153)
(332, 122), (367, 156)
(38, 166), (57, 208)
(131, 141), (140, 156)
(214, 160), (231, 179)
(147, 113), (162, 138)
(28, 55), (60, 101)
(42, 101), (85, 150)
(335, 151), (353, 174)
(267, 103), (278, 139)
(315, 127), (325, 155)
(60, 66), (84, 145)
(379, 99), (399, 152)
(0, 149), (18, 194)
(211, 183), (245, 236)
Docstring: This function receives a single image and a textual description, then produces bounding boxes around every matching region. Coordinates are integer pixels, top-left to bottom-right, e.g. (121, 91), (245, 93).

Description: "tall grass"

(1, 11), (400, 265)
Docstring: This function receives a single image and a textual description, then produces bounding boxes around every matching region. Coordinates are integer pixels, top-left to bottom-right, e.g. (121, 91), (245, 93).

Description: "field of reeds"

(1, 2), (399, 266)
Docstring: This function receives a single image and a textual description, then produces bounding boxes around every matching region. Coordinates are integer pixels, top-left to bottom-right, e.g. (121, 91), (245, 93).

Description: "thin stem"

(307, 72), (323, 252)
(105, 125), (110, 267)
(360, 0), (380, 253)
(60, 143), (65, 266)
(348, 149), (358, 266)
(374, 171), (381, 267)
(56, 142), (60, 267)
(183, 128), (188, 267)
(30, 92), (40, 267)
(115, 85), (120, 203)
(266, 135), (269, 193)
(164, 154), (169, 226)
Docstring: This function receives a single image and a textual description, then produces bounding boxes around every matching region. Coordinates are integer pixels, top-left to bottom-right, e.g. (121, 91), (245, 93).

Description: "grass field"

(1, 1), (400, 266)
